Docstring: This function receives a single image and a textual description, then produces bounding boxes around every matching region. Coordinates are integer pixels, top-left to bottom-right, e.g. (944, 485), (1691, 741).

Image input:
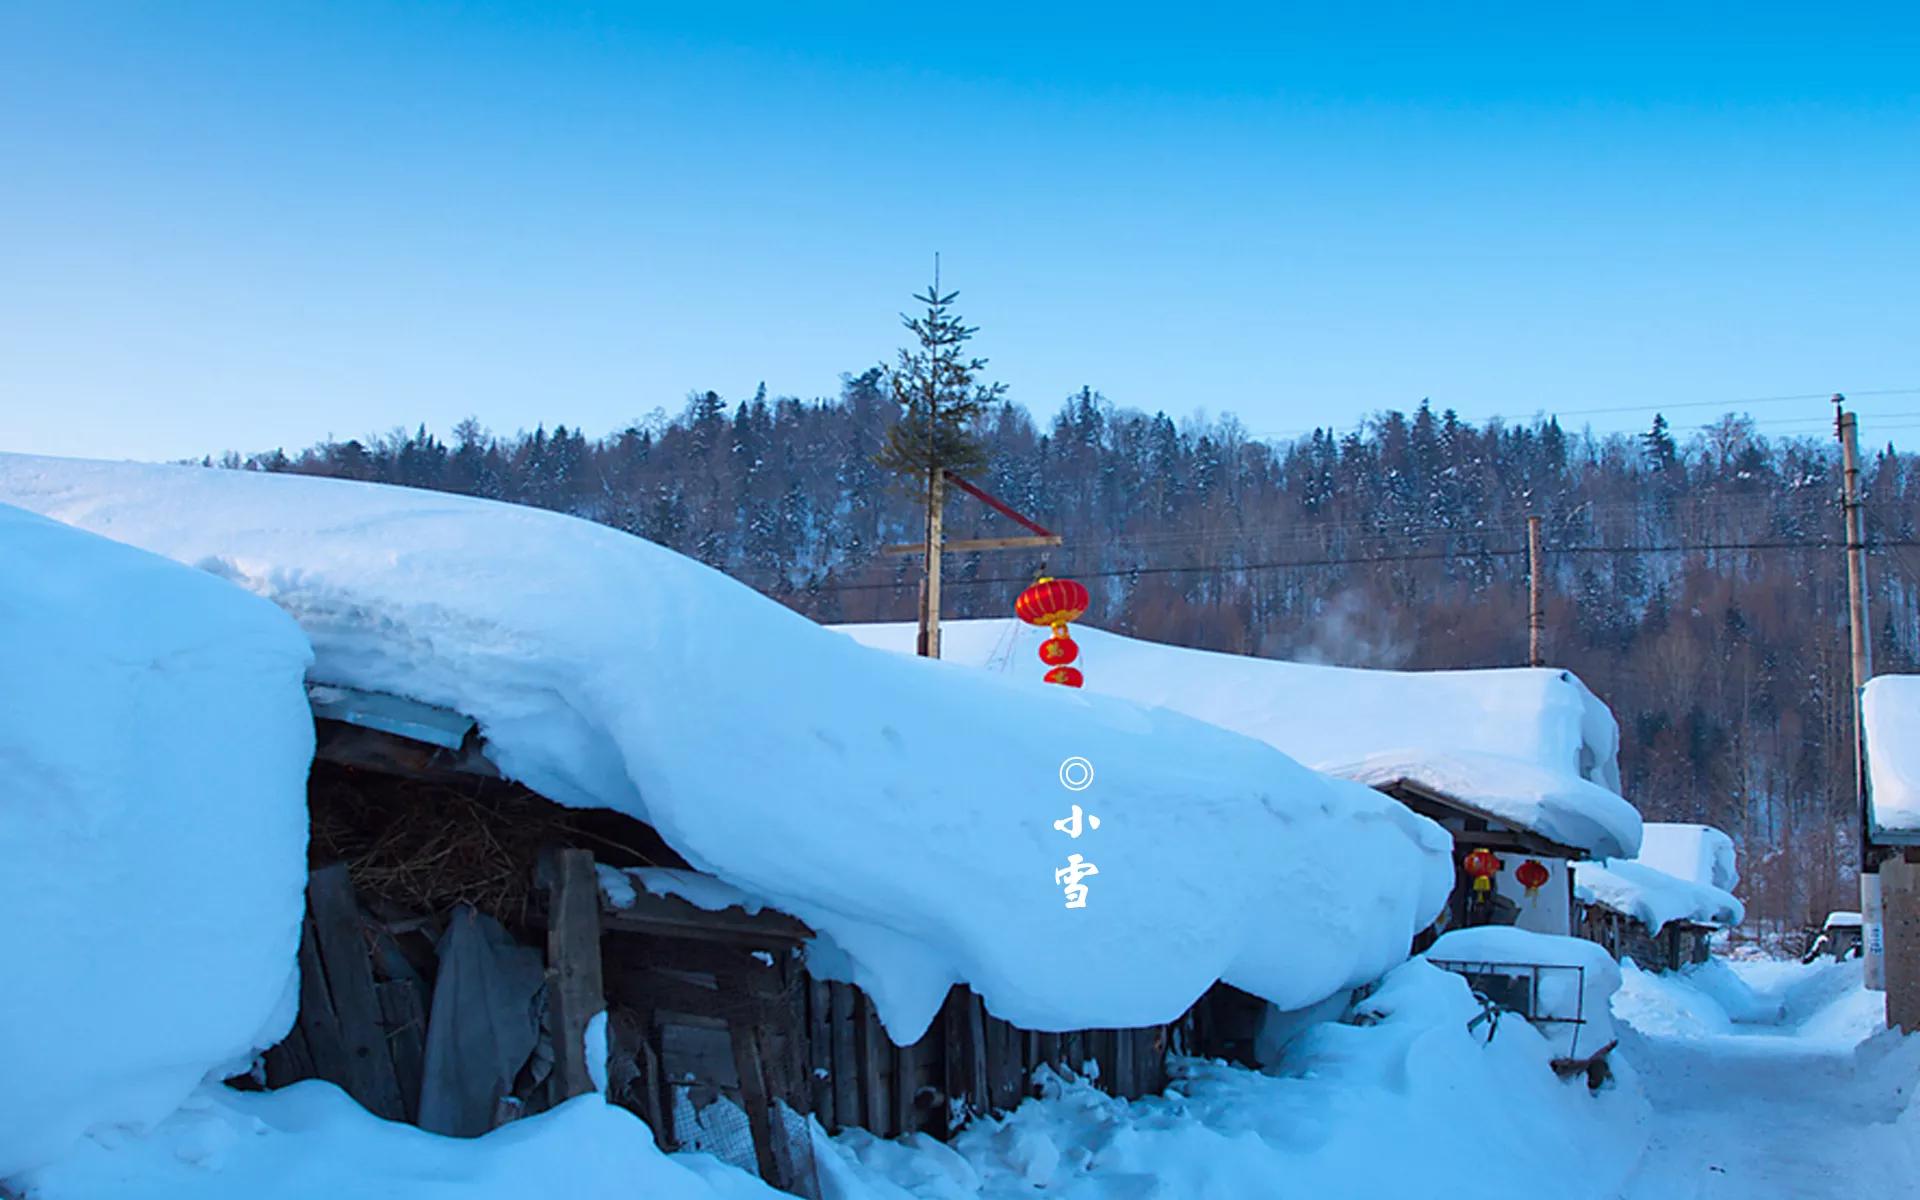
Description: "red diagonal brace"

(942, 471), (1057, 538)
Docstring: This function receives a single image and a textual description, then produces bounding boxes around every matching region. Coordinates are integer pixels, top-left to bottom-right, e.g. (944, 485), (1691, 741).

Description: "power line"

(778, 536), (1920, 595)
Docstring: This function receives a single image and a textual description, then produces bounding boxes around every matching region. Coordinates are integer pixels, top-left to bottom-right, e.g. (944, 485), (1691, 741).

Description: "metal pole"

(1837, 395), (1884, 989)
(1527, 514), (1545, 668)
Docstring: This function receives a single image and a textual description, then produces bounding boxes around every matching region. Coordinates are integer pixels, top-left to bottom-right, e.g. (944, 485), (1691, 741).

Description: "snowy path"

(1615, 965), (1920, 1200)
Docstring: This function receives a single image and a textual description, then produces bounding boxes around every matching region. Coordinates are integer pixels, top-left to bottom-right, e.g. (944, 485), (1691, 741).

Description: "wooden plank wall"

(786, 981), (1176, 1141)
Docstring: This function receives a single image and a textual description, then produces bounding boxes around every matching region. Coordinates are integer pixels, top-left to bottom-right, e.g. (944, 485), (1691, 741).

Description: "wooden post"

(306, 865), (407, 1121)
(1881, 857), (1920, 1030)
(829, 983), (859, 1128)
(539, 848), (607, 1104)
(1838, 398), (1885, 991)
(730, 1020), (789, 1186)
(1527, 514), (1545, 668)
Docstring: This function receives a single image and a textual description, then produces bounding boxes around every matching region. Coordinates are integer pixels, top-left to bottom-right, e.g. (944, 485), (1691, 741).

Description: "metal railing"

(1427, 958), (1591, 1061)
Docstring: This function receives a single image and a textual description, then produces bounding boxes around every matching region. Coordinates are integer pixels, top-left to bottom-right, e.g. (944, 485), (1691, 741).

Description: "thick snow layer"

(1573, 859), (1744, 934)
(1864, 675), (1920, 836)
(1572, 821), (1743, 934)
(1634, 822), (1738, 891)
(1333, 748), (1641, 859)
(836, 619), (1641, 858)
(16, 1083), (786, 1200)
(1425, 926), (1622, 1058)
(0, 504), (315, 1178)
(818, 959), (1646, 1200)
(0, 455), (1453, 1044)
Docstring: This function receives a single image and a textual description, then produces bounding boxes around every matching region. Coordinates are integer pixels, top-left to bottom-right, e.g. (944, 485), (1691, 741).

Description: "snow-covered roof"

(0, 503), (315, 1176)
(1864, 676), (1920, 840)
(1571, 821), (1743, 934)
(0, 454), (1454, 1045)
(1632, 823), (1739, 893)
(1824, 911), (1863, 931)
(836, 619), (1641, 859)
(1573, 860), (1743, 934)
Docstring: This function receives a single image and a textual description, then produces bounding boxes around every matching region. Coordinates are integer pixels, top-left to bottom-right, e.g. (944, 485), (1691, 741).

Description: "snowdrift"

(0, 454), (1454, 1046)
(1426, 926), (1622, 1060)
(1864, 675), (1920, 838)
(16, 1083), (786, 1200)
(820, 960), (1646, 1200)
(837, 619), (1640, 858)
(0, 504), (315, 1177)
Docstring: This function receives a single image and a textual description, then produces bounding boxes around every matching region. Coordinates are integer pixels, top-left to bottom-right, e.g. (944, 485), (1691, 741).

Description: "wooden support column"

(829, 984), (859, 1129)
(1882, 858), (1920, 1031)
(306, 865), (407, 1121)
(539, 848), (606, 1106)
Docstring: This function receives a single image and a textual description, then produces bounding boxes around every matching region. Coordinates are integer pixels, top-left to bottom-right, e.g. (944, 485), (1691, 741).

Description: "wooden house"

(1574, 902), (1716, 973)
(1569, 823), (1742, 973)
(1368, 774), (1586, 945)
(269, 684), (1260, 1197)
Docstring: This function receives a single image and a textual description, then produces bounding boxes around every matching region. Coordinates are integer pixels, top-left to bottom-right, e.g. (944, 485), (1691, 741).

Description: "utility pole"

(1836, 394), (1885, 990)
(918, 467), (945, 658)
(1527, 514), (1545, 668)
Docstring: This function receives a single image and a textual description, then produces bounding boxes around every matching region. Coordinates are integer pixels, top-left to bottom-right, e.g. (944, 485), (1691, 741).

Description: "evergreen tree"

(875, 273), (1003, 481)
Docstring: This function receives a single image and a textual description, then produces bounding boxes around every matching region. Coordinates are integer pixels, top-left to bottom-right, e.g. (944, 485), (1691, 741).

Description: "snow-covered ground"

(814, 957), (1646, 1199)
(1612, 958), (1920, 1199)
(14, 959), (1648, 1200)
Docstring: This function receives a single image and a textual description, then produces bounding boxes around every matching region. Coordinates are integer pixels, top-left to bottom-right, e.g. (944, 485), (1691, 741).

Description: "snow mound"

(15, 1082), (786, 1200)
(1864, 675), (1920, 837)
(1425, 926), (1622, 1059)
(0, 454), (1454, 1045)
(837, 618), (1640, 858)
(819, 960), (1646, 1200)
(0, 503), (315, 1178)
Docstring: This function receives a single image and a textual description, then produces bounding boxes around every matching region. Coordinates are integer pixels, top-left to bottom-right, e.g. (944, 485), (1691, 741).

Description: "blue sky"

(2, 3), (1917, 460)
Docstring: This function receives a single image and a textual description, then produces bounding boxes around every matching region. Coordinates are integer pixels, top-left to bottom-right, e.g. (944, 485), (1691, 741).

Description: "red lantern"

(1463, 847), (1503, 895)
(1015, 578), (1090, 630)
(1516, 859), (1550, 897)
(1043, 666), (1085, 688)
(1039, 635), (1080, 666)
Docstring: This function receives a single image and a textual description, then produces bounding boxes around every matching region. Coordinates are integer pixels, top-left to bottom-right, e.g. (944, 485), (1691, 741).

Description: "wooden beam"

(540, 848), (607, 1106)
(730, 1018), (797, 1188)
(829, 983), (859, 1130)
(313, 719), (499, 783)
(601, 890), (811, 947)
(882, 534), (1064, 556)
(377, 980), (428, 1124)
(808, 979), (835, 1130)
(306, 865), (408, 1121)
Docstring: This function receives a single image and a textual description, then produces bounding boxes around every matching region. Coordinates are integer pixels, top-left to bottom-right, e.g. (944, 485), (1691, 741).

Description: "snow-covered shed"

(0, 454), (1454, 1194)
(837, 619), (1642, 943)
(1572, 823), (1743, 972)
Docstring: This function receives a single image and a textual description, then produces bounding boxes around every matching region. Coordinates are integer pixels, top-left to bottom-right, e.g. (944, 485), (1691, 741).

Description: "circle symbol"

(1058, 756), (1095, 792)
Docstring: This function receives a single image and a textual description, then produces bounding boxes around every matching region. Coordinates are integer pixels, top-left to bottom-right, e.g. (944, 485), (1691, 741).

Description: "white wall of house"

(1494, 854), (1573, 935)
